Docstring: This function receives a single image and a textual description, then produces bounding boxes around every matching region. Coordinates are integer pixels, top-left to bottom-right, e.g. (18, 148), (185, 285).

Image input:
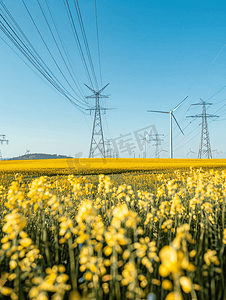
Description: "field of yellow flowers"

(1, 158), (226, 175)
(0, 165), (226, 300)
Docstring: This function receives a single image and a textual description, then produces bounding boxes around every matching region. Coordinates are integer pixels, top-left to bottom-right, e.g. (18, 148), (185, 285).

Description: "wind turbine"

(147, 96), (188, 158)
(136, 129), (152, 158)
(187, 148), (196, 158)
(160, 149), (168, 158)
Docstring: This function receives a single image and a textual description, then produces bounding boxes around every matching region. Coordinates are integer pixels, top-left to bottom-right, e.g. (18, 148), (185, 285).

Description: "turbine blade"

(172, 113), (184, 135)
(84, 84), (95, 94)
(173, 95), (188, 111)
(147, 110), (169, 114)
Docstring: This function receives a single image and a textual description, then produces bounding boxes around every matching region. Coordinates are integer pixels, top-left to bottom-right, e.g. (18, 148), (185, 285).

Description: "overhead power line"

(0, 5), (87, 113)
(63, 0), (95, 90)
(43, 0), (85, 101)
(0, 0), (102, 114)
(36, 0), (85, 102)
(21, 0), (84, 103)
(73, 0), (99, 90)
(95, 0), (102, 87)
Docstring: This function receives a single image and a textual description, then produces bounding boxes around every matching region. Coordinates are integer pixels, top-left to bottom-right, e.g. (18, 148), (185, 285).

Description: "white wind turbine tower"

(187, 148), (196, 158)
(142, 129), (152, 158)
(136, 129), (152, 158)
(147, 96), (188, 158)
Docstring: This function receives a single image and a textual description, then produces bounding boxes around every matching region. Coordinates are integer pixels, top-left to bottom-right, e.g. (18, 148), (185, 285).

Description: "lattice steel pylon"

(0, 134), (9, 160)
(105, 139), (114, 158)
(85, 83), (109, 158)
(0, 135), (9, 145)
(187, 99), (218, 159)
(150, 134), (164, 158)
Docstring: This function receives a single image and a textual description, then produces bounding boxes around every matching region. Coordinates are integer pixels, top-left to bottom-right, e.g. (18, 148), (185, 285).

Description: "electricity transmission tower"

(25, 149), (30, 155)
(150, 134), (164, 158)
(187, 99), (218, 158)
(0, 135), (9, 145)
(0, 135), (9, 159)
(212, 148), (222, 158)
(105, 139), (114, 158)
(85, 83), (110, 158)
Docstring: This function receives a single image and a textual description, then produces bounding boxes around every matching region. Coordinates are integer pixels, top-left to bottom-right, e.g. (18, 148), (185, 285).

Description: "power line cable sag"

(74, 0), (99, 90)
(0, 2), (68, 92)
(44, 0), (85, 102)
(38, 0), (86, 102)
(0, 16), (88, 113)
(22, 0), (83, 102)
(185, 43), (226, 97)
(94, 0), (102, 87)
(36, 0), (88, 104)
(0, 1), (91, 112)
(64, 0), (95, 90)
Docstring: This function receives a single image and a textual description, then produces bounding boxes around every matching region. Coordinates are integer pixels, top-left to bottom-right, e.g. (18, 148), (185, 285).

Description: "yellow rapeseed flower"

(9, 260), (17, 270)
(29, 287), (39, 298)
(58, 265), (66, 273)
(223, 229), (226, 244)
(165, 291), (183, 300)
(162, 279), (173, 290)
(104, 246), (112, 256)
(204, 249), (220, 266)
(1, 287), (12, 296)
(20, 238), (32, 248)
(84, 272), (93, 281)
(2, 242), (11, 250)
(179, 276), (192, 293)
(8, 273), (16, 281)
(1, 236), (8, 243)
(56, 274), (69, 283)
(36, 292), (48, 300)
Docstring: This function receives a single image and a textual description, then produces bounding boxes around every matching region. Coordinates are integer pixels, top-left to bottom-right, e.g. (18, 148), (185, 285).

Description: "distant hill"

(8, 153), (73, 160)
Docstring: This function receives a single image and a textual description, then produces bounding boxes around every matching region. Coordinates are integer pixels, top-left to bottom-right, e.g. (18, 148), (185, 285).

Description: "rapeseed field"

(1, 158), (226, 175)
(0, 162), (225, 299)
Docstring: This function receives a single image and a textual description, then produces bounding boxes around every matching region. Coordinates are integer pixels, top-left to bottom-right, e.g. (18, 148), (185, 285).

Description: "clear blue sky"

(0, 0), (226, 158)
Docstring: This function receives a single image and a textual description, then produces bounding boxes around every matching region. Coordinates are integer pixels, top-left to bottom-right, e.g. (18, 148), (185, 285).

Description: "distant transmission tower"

(25, 149), (30, 155)
(105, 139), (114, 158)
(187, 99), (218, 158)
(0, 134), (9, 159)
(0, 134), (9, 145)
(150, 134), (164, 158)
(212, 148), (222, 158)
(85, 83), (110, 158)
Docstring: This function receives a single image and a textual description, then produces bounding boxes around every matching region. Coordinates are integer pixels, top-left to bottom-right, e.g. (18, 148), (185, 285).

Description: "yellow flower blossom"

(9, 260), (17, 270)
(179, 276), (192, 293)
